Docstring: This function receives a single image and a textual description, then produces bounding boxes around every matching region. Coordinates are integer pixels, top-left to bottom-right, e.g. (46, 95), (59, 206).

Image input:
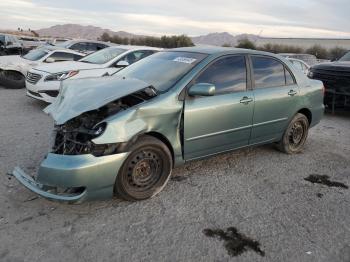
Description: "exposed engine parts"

(51, 88), (156, 156)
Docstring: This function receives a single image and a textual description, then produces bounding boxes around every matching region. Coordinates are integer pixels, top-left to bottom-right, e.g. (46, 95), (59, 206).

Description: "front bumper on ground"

(12, 152), (129, 203)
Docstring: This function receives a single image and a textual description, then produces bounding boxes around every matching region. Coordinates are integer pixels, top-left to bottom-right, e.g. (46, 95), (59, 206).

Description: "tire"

(115, 135), (173, 201)
(0, 70), (25, 89)
(276, 113), (309, 154)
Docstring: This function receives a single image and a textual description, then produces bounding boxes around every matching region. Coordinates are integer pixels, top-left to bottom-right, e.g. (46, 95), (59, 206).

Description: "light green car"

(12, 47), (324, 203)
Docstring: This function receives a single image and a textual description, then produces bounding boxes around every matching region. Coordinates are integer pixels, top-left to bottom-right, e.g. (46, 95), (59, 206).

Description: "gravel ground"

(0, 88), (349, 262)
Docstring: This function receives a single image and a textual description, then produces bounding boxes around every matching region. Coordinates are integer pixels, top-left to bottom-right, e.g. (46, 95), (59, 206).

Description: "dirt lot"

(0, 88), (349, 262)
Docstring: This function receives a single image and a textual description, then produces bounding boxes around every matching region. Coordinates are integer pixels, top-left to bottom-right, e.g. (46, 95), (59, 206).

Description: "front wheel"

(0, 70), (25, 89)
(277, 113), (309, 154)
(115, 135), (172, 201)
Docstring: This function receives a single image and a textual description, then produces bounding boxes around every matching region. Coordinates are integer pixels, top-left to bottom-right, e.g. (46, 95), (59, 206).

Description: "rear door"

(249, 55), (299, 144)
(183, 55), (254, 160)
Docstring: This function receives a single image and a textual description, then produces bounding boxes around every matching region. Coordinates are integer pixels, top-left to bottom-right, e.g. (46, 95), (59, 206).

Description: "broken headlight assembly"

(45, 70), (79, 81)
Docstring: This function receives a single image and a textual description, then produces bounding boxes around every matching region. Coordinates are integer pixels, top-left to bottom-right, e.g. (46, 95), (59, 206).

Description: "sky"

(1, 0), (350, 38)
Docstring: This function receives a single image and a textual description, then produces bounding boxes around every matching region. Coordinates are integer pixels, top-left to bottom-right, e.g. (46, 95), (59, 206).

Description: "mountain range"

(35, 24), (260, 46)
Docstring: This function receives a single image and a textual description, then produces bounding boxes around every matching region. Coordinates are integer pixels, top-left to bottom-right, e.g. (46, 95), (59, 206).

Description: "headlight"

(307, 70), (314, 78)
(92, 122), (107, 137)
(45, 70), (79, 81)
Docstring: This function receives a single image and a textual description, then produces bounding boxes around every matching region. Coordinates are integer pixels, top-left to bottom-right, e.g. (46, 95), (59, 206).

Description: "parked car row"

(0, 36), (120, 89)
(26, 45), (159, 102)
(8, 46), (325, 203)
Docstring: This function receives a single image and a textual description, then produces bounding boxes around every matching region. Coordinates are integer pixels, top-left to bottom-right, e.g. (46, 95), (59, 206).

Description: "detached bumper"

(12, 152), (129, 203)
(12, 167), (86, 202)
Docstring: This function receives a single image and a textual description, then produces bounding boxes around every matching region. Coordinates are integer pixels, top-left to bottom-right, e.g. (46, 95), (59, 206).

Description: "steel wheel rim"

(288, 121), (306, 149)
(125, 149), (163, 192)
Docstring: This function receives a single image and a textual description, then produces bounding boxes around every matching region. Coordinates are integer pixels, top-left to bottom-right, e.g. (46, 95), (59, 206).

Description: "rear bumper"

(12, 152), (129, 203)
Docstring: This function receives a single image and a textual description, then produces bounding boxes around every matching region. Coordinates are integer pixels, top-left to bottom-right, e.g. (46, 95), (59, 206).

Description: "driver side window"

(194, 55), (247, 95)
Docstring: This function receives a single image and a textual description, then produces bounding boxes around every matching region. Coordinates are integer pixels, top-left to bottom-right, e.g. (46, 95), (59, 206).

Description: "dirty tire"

(277, 113), (309, 154)
(0, 70), (25, 89)
(115, 135), (172, 201)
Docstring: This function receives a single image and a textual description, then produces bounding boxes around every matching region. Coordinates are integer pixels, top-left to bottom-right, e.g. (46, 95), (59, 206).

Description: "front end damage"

(12, 77), (159, 202)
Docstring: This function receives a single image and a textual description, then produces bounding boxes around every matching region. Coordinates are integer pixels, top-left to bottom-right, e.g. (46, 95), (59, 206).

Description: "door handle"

(288, 90), (297, 96)
(240, 96), (253, 104)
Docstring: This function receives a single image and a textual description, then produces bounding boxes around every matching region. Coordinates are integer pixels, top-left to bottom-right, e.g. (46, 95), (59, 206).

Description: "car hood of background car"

(34, 61), (105, 74)
(312, 61), (350, 72)
(0, 55), (29, 68)
(44, 76), (154, 125)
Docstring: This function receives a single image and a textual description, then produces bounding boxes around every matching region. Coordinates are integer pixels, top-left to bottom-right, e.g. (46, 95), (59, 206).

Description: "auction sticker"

(173, 57), (197, 64)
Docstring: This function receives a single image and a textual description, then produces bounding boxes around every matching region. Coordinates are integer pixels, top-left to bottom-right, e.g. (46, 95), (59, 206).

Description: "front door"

(183, 55), (254, 160)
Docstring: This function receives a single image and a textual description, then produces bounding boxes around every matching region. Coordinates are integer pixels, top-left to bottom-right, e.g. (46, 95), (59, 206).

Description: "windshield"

(339, 51), (350, 61)
(22, 48), (48, 61)
(116, 51), (208, 92)
(79, 47), (126, 64)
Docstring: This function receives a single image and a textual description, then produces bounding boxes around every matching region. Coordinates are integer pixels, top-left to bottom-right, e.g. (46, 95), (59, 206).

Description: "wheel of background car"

(0, 49), (8, 56)
(0, 70), (25, 89)
(276, 113), (309, 154)
(115, 135), (172, 201)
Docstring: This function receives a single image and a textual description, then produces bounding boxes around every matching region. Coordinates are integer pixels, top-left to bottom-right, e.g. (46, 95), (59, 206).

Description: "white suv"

(26, 46), (159, 103)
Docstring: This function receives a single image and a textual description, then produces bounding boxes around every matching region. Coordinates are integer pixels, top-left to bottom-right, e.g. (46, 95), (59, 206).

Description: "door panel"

(250, 55), (299, 144)
(184, 90), (254, 160)
(250, 84), (299, 144)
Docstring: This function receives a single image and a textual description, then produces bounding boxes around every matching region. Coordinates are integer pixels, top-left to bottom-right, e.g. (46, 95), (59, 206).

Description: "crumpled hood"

(312, 61), (350, 72)
(34, 61), (104, 74)
(44, 76), (153, 125)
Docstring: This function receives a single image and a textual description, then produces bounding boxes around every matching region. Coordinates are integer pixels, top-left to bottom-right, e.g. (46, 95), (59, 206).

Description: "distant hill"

(36, 24), (143, 40)
(35, 24), (260, 47)
(191, 32), (260, 46)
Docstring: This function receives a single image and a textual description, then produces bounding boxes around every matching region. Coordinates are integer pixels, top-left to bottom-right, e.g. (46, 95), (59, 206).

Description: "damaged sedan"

(12, 47), (324, 202)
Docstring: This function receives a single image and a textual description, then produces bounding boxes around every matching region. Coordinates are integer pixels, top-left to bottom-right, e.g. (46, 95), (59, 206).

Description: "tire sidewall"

(281, 113), (309, 154)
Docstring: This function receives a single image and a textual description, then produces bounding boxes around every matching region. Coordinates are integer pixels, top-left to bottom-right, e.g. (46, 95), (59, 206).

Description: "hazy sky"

(1, 0), (350, 38)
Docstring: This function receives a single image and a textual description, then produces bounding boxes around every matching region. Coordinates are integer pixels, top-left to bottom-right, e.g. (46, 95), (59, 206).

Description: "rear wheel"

(115, 136), (172, 201)
(277, 113), (309, 154)
(0, 70), (25, 89)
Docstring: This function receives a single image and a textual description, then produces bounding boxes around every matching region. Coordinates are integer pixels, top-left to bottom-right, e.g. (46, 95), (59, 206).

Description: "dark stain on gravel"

(203, 227), (265, 257)
(15, 216), (33, 224)
(317, 193), (324, 198)
(305, 174), (348, 189)
(171, 176), (188, 182)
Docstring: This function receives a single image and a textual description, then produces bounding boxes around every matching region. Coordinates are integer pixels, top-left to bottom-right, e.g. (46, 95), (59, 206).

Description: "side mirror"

(45, 57), (55, 63)
(115, 60), (129, 68)
(188, 83), (216, 97)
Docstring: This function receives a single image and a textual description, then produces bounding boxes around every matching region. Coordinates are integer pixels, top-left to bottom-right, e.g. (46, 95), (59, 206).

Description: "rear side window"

(195, 55), (247, 94)
(70, 42), (88, 51)
(252, 56), (295, 88)
(119, 50), (156, 65)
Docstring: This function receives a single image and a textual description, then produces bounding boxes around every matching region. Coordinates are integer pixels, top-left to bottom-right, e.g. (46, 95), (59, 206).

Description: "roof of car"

(110, 45), (161, 51)
(35, 45), (85, 55)
(62, 39), (116, 46)
(171, 46), (277, 56)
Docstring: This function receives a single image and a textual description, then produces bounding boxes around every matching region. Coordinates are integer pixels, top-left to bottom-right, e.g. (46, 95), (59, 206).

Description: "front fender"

(0, 64), (26, 76)
(92, 93), (185, 166)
